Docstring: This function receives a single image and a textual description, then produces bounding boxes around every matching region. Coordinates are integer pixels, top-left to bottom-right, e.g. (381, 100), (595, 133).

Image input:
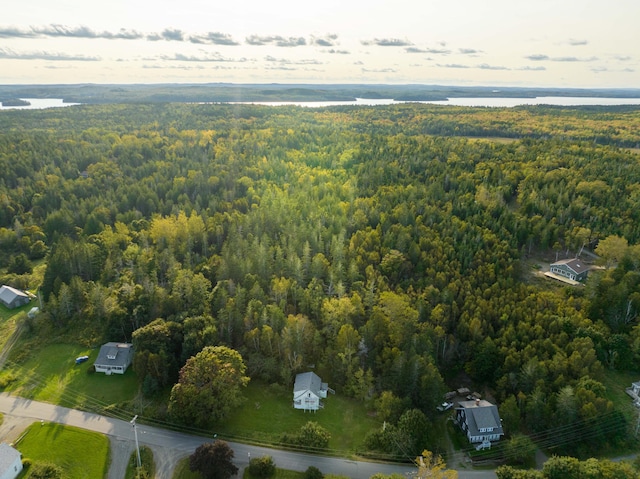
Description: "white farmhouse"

(0, 443), (22, 479)
(293, 372), (334, 412)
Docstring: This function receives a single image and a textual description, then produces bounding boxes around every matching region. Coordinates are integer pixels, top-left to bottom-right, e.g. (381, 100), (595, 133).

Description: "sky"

(1, 0), (639, 87)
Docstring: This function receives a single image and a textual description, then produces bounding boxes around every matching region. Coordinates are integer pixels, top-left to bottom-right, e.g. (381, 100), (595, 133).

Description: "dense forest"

(1, 102), (640, 459)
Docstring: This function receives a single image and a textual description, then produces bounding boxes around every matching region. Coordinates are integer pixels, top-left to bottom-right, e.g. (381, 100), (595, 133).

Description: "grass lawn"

(214, 381), (379, 454)
(0, 343), (139, 412)
(600, 369), (640, 421)
(16, 422), (110, 479)
(171, 457), (202, 479)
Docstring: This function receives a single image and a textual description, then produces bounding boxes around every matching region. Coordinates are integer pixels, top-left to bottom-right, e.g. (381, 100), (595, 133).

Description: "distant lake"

(3, 96), (640, 111)
(226, 97), (640, 108)
(0, 98), (80, 110)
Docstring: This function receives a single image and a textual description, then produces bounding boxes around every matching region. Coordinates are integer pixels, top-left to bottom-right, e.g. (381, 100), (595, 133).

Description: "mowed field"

(0, 343), (138, 411)
(212, 381), (380, 454)
(16, 422), (110, 479)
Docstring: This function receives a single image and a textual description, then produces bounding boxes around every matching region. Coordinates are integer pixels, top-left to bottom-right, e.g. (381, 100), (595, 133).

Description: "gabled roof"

(551, 258), (590, 274)
(457, 400), (504, 437)
(0, 442), (21, 471)
(294, 372), (324, 396)
(0, 285), (29, 304)
(94, 342), (133, 368)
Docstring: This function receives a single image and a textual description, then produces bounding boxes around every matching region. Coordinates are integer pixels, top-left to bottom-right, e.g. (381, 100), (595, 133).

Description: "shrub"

(304, 466), (324, 479)
(248, 455), (276, 478)
(28, 462), (63, 479)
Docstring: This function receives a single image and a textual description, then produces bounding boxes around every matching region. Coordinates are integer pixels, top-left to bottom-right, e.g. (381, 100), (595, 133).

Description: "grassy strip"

(15, 422), (109, 479)
(243, 468), (304, 479)
(125, 446), (155, 479)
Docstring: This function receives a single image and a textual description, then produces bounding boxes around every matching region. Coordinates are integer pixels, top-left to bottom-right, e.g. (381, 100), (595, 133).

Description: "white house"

(0, 285), (30, 309)
(626, 381), (640, 407)
(455, 399), (504, 444)
(293, 372), (334, 411)
(0, 443), (22, 479)
(93, 342), (134, 375)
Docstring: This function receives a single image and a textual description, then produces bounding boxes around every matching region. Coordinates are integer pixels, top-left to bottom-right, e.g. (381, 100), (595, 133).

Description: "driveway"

(0, 393), (496, 479)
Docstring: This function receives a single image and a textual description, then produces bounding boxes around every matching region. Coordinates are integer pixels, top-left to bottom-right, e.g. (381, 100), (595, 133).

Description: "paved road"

(0, 393), (495, 479)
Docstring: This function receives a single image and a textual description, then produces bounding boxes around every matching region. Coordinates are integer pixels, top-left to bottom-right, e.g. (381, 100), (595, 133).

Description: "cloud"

(438, 63), (470, 69)
(405, 46), (451, 54)
(161, 52), (249, 62)
(142, 64), (206, 70)
(0, 47), (99, 61)
(362, 38), (412, 47)
(160, 29), (185, 41)
(189, 32), (239, 46)
(553, 56), (598, 62)
(525, 53), (597, 62)
(361, 67), (397, 73)
(36, 24), (144, 40)
(459, 48), (482, 55)
(526, 54), (549, 61)
(568, 38), (588, 46)
(518, 66), (546, 71)
(0, 26), (38, 38)
(246, 35), (306, 47)
(0, 24), (144, 40)
(614, 55), (632, 61)
(264, 56), (322, 65)
(327, 49), (349, 54)
(311, 34), (338, 47)
(477, 63), (509, 70)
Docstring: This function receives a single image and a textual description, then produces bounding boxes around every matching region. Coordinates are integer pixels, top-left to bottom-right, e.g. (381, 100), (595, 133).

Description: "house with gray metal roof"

(455, 399), (504, 443)
(94, 342), (134, 375)
(0, 285), (30, 309)
(293, 372), (334, 411)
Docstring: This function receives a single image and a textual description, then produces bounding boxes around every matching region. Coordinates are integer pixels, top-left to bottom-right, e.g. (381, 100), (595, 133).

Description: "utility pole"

(130, 415), (142, 469)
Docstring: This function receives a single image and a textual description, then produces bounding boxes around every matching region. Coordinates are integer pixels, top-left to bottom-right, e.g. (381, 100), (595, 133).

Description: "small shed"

(0, 443), (22, 479)
(0, 285), (30, 309)
(94, 342), (134, 375)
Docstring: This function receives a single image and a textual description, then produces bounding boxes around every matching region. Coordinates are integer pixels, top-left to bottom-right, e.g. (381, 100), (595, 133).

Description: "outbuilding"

(0, 285), (30, 309)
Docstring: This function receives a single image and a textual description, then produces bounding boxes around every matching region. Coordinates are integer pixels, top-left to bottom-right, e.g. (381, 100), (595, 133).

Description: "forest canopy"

(1, 102), (640, 456)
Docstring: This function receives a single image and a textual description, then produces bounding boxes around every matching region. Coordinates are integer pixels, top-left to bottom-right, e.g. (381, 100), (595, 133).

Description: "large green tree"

(169, 346), (249, 426)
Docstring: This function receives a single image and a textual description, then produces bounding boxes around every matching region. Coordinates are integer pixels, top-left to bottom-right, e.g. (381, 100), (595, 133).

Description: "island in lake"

(1, 98), (31, 107)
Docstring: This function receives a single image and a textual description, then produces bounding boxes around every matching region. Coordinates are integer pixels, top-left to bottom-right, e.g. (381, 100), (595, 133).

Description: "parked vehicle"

(436, 401), (453, 412)
(75, 355), (89, 364)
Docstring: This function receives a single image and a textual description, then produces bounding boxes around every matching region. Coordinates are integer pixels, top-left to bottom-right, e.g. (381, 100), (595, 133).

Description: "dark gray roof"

(551, 258), (590, 274)
(457, 400), (504, 437)
(0, 285), (29, 304)
(94, 342), (133, 368)
(294, 372), (324, 396)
